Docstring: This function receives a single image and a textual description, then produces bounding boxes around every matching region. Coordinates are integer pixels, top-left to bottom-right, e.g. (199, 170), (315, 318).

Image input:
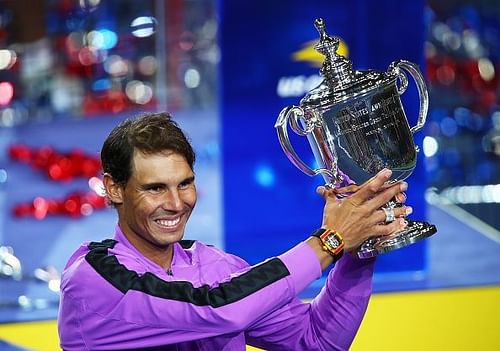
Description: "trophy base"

(357, 220), (437, 259)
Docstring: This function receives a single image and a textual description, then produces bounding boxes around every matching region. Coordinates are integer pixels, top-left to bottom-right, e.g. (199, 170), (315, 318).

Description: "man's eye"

(179, 180), (193, 190)
(147, 186), (164, 193)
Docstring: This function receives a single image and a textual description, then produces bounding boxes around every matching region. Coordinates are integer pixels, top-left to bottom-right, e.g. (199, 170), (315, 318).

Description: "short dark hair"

(101, 112), (196, 185)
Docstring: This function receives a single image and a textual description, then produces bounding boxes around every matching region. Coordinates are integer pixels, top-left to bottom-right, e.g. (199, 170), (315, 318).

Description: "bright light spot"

(138, 56), (157, 75)
(21, 44), (53, 78)
(33, 299), (48, 309)
(18, 296), (30, 308)
(104, 55), (129, 76)
(482, 185), (495, 203)
(432, 23), (450, 43)
(0, 82), (14, 106)
(0, 108), (15, 127)
(79, 0), (100, 11)
(131, 16), (157, 38)
(87, 30), (104, 49)
(464, 186), (482, 203)
(81, 203), (94, 216)
(423, 136), (439, 157)
(88, 176), (105, 195)
(51, 75), (84, 113)
(184, 68), (200, 88)
(0, 169), (7, 183)
(478, 58), (495, 82)
(125, 80), (153, 104)
(33, 197), (49, 220)
(48, 279), (61, 292)
(255, 165), (275, 187)
(97, 29), (118, 50)
(463, 30), (482, 56)
(34, 268), (49, 281)
(442, 184), (500, 204)
(78, 47), (97, 65)
(0, 50), (16, 70)
(443, 31), (461, 51)
(494, 185), (500, 203)
(493, 111), (500, 128)
(201, 20), (218, 38)
(2, 265), (14, 277)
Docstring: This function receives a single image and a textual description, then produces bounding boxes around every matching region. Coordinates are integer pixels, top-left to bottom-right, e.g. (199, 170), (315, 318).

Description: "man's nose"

(162, 189), (184, 211)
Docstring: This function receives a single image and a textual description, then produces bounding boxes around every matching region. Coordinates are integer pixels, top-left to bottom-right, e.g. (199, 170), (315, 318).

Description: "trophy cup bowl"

(275, 18), (437, 258)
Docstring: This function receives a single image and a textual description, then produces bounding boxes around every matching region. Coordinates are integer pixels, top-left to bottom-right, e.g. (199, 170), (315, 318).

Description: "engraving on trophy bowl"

(323, 83), (417, 184)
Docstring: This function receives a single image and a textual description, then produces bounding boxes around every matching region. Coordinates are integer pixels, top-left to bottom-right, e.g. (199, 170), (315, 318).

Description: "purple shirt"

(58, 226), (375, 350)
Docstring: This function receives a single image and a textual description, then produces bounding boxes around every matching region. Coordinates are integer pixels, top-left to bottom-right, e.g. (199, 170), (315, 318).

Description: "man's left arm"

(245, 254), (375, 351)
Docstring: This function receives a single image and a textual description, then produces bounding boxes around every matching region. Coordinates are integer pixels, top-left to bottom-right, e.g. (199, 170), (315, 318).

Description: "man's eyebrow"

(181, 176), (196, 184)
(142, 182), (166, 189)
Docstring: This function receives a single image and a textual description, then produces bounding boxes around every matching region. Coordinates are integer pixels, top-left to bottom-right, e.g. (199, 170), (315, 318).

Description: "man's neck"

(120, 228), (175, 270)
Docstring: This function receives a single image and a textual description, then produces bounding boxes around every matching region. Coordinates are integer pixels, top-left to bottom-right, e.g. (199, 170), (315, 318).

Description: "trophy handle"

(275, 105), (336, 180)
(389, 60), (429, 134)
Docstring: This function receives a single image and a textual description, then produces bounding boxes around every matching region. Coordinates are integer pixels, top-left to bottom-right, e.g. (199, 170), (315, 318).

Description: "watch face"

(325, 235), (341, 248)
(316, 229), (344, 257)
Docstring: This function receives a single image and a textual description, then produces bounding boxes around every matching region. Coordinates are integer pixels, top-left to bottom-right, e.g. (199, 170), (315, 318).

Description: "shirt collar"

(112, 224), (192, 268)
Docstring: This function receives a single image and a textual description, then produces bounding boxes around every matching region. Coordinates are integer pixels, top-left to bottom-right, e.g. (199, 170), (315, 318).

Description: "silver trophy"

(275, 18), (437, 258)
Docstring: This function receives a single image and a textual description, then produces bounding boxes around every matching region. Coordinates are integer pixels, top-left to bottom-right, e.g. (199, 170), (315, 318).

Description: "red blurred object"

(426, 54), (499, 113)
(64, 193), (82, 218)
(12, 191), (107, 220)
(13, 203), (34, 217)
(8, 144), (102, 181)
(9, 143), (107, 220)
(8, 144), (32, 163)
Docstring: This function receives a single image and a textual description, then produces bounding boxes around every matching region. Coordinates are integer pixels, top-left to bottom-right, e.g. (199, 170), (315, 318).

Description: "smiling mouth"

(155, 216), (181, 228)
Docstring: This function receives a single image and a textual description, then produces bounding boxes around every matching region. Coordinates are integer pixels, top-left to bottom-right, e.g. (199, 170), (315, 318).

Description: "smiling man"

(58, 112), (410, 350)
(107, 150), (196, 270)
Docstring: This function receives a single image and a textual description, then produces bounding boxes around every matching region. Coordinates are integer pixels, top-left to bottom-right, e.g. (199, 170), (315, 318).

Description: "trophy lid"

(301, 18), (395, 109)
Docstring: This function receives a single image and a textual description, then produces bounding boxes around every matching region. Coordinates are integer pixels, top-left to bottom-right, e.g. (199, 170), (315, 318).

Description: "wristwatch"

(311, 228), (345, 262)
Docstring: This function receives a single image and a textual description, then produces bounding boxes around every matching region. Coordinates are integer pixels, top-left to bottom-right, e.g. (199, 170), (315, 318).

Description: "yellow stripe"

(1, 285), (498, 351)
(0, 320), (59, 351)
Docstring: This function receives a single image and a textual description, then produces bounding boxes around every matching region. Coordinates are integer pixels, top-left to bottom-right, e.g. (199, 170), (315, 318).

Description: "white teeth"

(156, 217), (181, 227)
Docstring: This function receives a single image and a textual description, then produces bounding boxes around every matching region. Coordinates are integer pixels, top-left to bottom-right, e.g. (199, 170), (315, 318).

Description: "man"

(58, 112), (410, 350)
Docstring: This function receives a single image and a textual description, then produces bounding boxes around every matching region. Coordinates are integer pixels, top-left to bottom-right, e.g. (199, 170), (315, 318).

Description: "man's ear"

(103, 173), (124, 205)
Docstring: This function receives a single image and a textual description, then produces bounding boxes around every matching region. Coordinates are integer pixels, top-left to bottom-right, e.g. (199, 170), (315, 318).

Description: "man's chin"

(153, 232), (184, 247)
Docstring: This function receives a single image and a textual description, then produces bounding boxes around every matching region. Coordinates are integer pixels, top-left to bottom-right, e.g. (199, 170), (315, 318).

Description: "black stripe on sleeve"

(85, 239), (290, 308)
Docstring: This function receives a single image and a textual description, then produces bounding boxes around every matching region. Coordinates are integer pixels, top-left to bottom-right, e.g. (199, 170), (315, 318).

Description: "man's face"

(116, 150), (196, 251)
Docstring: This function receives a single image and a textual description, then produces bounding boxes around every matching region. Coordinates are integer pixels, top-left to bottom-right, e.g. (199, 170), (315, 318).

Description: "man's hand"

(317, 169), (411, 252)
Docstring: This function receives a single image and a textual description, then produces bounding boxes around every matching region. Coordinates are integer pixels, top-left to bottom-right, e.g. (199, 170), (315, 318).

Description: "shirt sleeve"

(59, 241), (322, 350)
(245, 253), (376, 351)
(336, 168), (355, 187)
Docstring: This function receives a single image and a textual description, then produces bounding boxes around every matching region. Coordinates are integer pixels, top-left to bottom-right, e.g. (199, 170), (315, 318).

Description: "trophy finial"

(312, 18), (354, 88)
(314, 18), (325, 37)
(313, 18), (339, 60)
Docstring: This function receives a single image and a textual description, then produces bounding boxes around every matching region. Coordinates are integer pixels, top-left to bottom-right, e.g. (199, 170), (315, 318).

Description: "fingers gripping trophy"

(275, 18), (437, 259)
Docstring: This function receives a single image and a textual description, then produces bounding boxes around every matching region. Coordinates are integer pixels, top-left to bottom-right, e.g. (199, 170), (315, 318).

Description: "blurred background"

(0, 0), (498, 350)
